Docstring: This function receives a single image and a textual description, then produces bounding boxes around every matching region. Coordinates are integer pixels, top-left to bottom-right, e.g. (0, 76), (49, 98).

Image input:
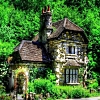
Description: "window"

(69, 46), (72, 54)
(65, 69), (78, 83)
(67, 46), (75, 54)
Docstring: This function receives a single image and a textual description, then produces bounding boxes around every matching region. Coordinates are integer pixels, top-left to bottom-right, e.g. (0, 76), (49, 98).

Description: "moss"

(52, 26), (57, 32)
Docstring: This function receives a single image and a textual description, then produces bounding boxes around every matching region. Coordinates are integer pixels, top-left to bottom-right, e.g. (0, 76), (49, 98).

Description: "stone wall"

(48, 31), (88, 85)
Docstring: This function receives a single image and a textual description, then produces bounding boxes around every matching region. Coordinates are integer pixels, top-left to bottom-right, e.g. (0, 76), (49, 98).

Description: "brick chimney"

(39, 6), (53, 43)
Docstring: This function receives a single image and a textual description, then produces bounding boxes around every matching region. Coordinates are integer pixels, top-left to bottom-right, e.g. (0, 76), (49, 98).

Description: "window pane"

(66, 69), (69, 74)
(73, 69), (75, 74)
(69, 46), (72, 54)
(70, 69), (72, 74)
(76, 74), (78, 83)
(73, 75), (76, 83)
(66, 75), (69, 83)
(63, 42), (66, 47)
(76, 69), (78, 75)
(77, 46), (80, 54)
(72, 46), (75, 54)
(75, 47), (77, 54)
(66, 46), (69, 54)
(70, 75), (73, 83)
(75, 69), (78, 83)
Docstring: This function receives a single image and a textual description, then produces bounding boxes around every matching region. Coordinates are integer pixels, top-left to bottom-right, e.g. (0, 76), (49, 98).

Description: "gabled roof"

(14, 40), (50, 62)
(64, 18), (84, 31)
(48, 18), (84, 39)
(64, 59), (81, 67)
(32, 18), (88, 43)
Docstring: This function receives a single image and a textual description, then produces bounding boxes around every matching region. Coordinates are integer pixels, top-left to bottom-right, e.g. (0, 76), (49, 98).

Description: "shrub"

(56, 86), (68, 94)
(71, 86), (90, 98)
(87, 79), (99, 89)
(29, 80), (91, 99)
(0, 85), (6, 97)
(61, 93), (67, 98)
(33, 79), (54, 94)
(3, 96), (11, 100)
(46, 69), (56, 84)
(89, 82), (98, 89)
(56, 86), (73, 99)
(50, 86), (61, 98)
(28, 82), (34, 93)
(0, 85), (11, 100)
(56, 86), (90, 99)
(72, 87), (85, 98)
(33, 79), (61, 98)
(90, 92), (100, 97)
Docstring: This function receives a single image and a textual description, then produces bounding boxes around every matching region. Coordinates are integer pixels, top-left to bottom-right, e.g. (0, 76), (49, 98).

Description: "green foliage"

(28, 82), (100, 99)
(0, 85), (11, 100)
(46, 69), (56, 83)
(50, 86), (61, 98)
(33, 79), (53, 94)
(47, 97), (56, 100)
(28, 82), (34, 93)
(89, 92), (100, 97)
(3, 96), (11, 100)
(61, 93), (67, 99)
(29, 67), (56, 83)
(89, 82), (98, 89)
(56, 85), (69, 95)
(0, 62), (9, 84)
(0, 40), (15, 57)
(29, 67), (38, 82)
(86, 79), (99, 89)
(33, 79), (60, 98)
(56, 86), (90, 99)
(87, 71), (100, 87)
(71, 87), (89, 98)
(0, 85), (5, 95)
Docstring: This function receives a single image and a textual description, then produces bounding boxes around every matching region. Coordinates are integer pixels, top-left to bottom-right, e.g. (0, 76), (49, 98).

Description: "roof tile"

(14, 40), (50, 62)
(65, 59), (81, 67)
(48, 18), (84, 39)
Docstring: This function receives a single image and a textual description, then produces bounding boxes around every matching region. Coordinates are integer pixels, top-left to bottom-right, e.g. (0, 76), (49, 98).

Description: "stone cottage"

(8, 6), (89, 94)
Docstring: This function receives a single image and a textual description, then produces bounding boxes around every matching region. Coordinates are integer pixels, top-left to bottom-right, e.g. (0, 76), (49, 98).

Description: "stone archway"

(14, 67), (29, 94)
(17, 72), (27, 94)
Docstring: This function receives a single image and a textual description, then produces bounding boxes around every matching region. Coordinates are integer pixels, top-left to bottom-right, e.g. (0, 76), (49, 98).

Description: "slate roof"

(48, 18), (84, 39)
(32, 18), (87, 42)
(65, 59), (81, 67)
(14, 40), (50, 62)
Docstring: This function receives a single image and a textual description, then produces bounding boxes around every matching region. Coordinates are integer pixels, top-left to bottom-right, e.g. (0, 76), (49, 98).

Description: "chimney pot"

(47, 5), (50, 12)
(44, 6), (47, 12)
(42, 8), (45, 14)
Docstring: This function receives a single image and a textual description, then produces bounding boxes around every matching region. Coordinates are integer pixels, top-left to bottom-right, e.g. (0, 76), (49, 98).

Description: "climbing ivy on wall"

(15, 67), (28, 77)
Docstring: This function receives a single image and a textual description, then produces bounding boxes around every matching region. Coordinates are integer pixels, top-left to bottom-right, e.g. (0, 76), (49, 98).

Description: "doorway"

(17, 73), (27, 94)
